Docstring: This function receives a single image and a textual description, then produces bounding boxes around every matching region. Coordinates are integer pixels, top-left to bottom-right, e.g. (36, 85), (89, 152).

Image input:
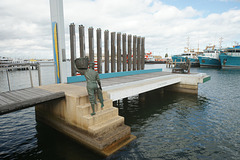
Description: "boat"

(172, 49), (200, 67)
(219, 45), (240, 68)
(198, 45), (221, 68)
(145, 52), (156, 63)
(0, 56), (13, 65)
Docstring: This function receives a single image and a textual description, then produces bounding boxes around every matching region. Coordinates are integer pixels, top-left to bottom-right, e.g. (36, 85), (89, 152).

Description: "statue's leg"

(87, 85), (96, 115)
(94, 89), (97, 105)
(91, 103), (95, 116)
(97, 88), (104, 108)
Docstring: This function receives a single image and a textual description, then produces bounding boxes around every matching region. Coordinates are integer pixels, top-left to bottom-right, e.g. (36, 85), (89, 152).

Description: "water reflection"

(35, 122), (103, 160)
(111, 89), (225, 160)
(116, 89), (209, 128)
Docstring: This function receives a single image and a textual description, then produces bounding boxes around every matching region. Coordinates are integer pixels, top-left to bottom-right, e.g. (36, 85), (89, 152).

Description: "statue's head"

(89, 62), (95, 69)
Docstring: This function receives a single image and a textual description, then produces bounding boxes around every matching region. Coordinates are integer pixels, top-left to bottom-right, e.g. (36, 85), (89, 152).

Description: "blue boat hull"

(198, 56), (221, 67)
(219, 54), (240, 68)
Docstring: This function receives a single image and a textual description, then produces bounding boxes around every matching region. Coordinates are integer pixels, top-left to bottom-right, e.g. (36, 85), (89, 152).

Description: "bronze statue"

(84, 62), (104, 116)
(74, 57), (104, 116)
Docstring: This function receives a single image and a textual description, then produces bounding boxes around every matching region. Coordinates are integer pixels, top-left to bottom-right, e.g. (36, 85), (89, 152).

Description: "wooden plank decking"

(0, 88), (65, 115)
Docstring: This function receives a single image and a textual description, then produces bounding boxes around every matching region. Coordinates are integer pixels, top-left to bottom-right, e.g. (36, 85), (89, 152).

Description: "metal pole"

(141, 37), (145, 70)
(37, 63), (42, 86)
(128, 34), (132, 71)
(54, 62), (57, 84)
(111, 32), (116, 72)
(97, 28), (102, 73)
(28, 65), (33, 88)
(137, 36), (141, 70)
(88, 27), (94, 62)
(133, 35), (137, 70)
(122, 33), (127, 71)
(6, 68), (11, 91)
(79, 25), (85, 57)
(104, 30), (109, 73)
(49, 0), (67, 83)
(69, 23), (76, 76)
(117, 32), (121, 72)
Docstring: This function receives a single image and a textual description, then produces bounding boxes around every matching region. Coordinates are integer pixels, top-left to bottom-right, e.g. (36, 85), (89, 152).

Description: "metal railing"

(0, 62), (56, 91)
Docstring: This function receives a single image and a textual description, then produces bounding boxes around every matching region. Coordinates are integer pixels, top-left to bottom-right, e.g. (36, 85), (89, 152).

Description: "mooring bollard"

(117, 32), (121, 72)
(133, 35), (137, 70)
(111, 32), (116, 73)
(122, 33), (127, 72)
(79, 25), (86, 58)
(88, 27), (94, 62)
(104, 30), (109, 73)
(128, 34), (132, 71)
(97, 28), (102, 73)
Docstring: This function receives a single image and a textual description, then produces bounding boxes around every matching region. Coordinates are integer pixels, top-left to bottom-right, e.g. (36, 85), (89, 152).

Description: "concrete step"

(82, 107), (119, 128)
(76, 99), (112, 116)
(78, 91), (109, 106)
(88, 116), (124, 136)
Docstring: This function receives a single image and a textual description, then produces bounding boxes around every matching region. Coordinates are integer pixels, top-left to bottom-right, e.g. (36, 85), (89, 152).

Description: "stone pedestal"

(35, 84), (136, 156)
(165, 73), (210, 94)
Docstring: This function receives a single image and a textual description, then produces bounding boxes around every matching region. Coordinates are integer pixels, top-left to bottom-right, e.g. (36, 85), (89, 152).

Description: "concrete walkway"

(71, 71), (210, 101)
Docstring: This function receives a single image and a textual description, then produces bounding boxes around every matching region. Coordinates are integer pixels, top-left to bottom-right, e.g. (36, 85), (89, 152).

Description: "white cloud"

(0, 0), (239, 59)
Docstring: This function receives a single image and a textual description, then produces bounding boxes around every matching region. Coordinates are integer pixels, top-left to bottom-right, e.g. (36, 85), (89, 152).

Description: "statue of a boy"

(84, 62), (104, 116)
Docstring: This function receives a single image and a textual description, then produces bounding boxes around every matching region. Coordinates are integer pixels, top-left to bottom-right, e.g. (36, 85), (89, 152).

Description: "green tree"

(165, 53), (168, 58)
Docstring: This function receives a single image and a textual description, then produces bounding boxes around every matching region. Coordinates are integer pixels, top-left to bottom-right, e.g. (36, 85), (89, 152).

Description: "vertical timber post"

(137, 36), (141, 70)
(122, 33), (127, 71)
(69, 23), (76, 76)
(49, 0), (67, 83)
(79, 25), (85, 58)
(128, 34), (132, 71)
(133, 35), (137, 70)
(104, 30), (109, 73)
(117, 32), (121, 72)
(97, 28), (102, 73)
(141, 37), (145, 70)
(111, 32), (116, 72)
(88, 27), (94, 62)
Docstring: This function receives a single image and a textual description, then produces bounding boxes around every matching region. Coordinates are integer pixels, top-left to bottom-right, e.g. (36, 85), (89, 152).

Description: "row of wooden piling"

(69, 23), (145, 76)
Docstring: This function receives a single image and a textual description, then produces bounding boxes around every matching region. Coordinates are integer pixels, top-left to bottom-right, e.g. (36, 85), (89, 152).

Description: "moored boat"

(145, 52), (156, 63)
(0, 56), (13, 65)
(172, 52), (200, 67)
(198, 45), (221, 68)
(219, 45), (240, 68)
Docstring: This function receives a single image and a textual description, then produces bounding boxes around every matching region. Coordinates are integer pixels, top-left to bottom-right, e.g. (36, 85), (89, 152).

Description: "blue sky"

(161, 0), (240, 17)
(0, 0), (240, 58)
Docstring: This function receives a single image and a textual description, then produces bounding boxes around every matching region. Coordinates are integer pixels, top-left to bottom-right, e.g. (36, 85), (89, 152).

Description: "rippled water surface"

(0, 65), (240, 160)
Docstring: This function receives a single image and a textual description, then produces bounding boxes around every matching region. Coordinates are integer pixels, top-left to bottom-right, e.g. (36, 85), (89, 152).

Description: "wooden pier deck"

(0, 88), (65, 115)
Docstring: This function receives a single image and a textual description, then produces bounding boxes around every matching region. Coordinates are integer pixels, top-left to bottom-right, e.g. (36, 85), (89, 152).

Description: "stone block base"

(35, 84), (136, 156)
(165, 83), (198, 94)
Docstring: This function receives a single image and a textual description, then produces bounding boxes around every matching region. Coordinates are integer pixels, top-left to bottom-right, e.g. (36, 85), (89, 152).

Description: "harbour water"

(0, 64), (240, 159)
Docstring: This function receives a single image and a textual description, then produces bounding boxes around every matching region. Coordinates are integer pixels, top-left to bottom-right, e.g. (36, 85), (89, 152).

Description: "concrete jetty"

(35, 84), (136, 156)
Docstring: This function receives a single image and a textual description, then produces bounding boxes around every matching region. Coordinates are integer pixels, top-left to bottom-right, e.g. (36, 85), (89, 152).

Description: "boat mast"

(187, 36), (190, 53)
(219, 37), (223, 49)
